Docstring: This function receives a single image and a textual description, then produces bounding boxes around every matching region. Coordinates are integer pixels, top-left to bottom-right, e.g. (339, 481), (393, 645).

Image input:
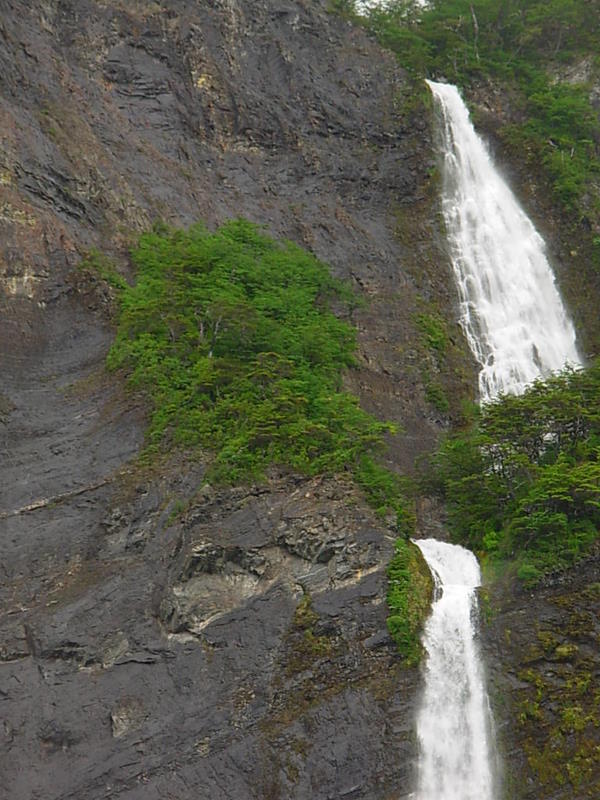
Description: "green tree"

(431, 362), (600, 582)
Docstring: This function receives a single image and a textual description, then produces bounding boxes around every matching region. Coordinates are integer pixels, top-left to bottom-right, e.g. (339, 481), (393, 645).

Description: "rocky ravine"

(0, 1), (462, 798)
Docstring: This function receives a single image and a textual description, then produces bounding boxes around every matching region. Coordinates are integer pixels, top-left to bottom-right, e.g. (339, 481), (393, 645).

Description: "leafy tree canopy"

(108, 220), (389, 481)
(430, 362), (600, 583)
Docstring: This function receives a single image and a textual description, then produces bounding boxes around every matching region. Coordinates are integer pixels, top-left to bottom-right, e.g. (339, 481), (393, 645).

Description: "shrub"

(99, 218), (430, 658)
(107, 219), (394, 482)
(431, 362), (600, 581)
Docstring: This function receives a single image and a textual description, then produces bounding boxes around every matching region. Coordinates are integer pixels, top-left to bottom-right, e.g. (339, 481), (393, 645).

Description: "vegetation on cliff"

(510, 579), (600, 796)
(355, 0), (600, 228)
(89, 219), (429, 659)
(387, 538), (433, 664)
(106, 219), (383, 480)
(430, 362), (600, 583)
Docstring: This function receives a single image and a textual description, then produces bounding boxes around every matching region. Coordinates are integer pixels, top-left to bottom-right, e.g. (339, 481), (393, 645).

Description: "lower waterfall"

(413, 540), (496, 800)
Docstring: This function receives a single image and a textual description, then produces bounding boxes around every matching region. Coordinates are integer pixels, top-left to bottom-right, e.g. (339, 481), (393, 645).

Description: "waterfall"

(413, 540), (496, 800)
(427, 80), (581, 401)
(411, 82), (582, 800)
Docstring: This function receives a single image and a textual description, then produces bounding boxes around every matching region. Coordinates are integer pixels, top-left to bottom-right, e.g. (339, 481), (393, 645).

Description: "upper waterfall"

(427, 80), (581, 400)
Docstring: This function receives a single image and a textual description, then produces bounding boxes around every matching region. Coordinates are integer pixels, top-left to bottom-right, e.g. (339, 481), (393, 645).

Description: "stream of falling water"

(411, 82), (582, 799)
(427, 79), (580, 401)
(413, 540), (495, 800)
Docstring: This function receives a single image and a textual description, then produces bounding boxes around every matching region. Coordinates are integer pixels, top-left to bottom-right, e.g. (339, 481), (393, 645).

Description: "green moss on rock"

(386, 539), (433, 665)
(505, 579), (600, 797)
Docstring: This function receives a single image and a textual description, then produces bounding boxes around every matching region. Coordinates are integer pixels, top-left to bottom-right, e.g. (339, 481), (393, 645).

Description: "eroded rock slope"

(0, 2), (459, 797)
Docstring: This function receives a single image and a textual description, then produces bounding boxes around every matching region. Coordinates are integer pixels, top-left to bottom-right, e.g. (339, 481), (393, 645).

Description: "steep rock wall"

(482, 555), (600, 800)
(0, 2), (465, 798)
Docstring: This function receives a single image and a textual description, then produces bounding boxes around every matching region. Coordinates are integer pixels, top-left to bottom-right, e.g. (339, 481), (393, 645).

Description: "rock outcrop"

(0, 1), (461, 797)
(482, 554), (600, 800)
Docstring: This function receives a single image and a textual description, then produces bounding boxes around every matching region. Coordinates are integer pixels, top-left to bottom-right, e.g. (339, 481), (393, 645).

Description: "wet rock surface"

(0, 1), (444, 797)
(481, 554), (600, 799)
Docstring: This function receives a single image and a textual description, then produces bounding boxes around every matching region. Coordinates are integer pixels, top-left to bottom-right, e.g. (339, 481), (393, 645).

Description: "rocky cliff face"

(481, 553), (600, 800)
(4, 2), (596, 798)
(0, 2), (465, 798)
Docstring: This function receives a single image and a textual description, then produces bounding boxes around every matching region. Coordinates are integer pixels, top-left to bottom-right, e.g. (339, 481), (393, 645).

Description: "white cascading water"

(411, 83), (582, 800)
(413, 540), (496, 800)
(427, 80), (580, 400)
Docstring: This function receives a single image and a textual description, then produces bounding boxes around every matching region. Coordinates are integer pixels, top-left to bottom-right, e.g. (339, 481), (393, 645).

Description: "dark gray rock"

(0, 1), (449, 797)
(481, 554), (600, 799)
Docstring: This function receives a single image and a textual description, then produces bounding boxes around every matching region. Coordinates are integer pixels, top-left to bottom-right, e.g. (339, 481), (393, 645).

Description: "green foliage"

(354, 455), (416, 532)
(424, 378), (450, 413)
(327, 0), (360, 16)
(387, 538), (433, 664)
(500, 81), (599, 211)
(415, 311), (447, 355)
(293, 593), (320, 630)
(107, 219), (398, 482)
(354, 459), (428, 661)
(361, 1), (600, 221)
(104, 219), (430, 660)
(414, 311), (454, 414)
(365, 1), (600, 80)
(432, 362), (600, 583)
(287, 593), (335, 673)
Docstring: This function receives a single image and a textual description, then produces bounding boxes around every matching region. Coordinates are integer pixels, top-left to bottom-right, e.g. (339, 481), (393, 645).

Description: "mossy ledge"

(387, 538), (433, 666)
